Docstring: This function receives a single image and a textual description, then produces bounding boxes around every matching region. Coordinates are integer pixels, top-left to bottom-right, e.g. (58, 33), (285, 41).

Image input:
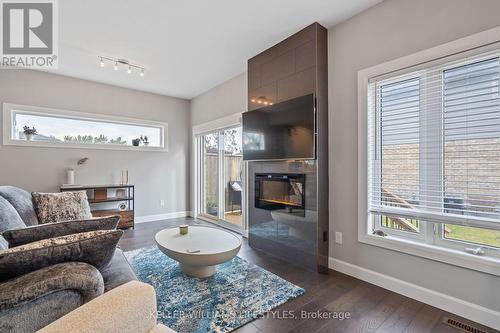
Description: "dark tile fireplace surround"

(246, 23), (329, 273)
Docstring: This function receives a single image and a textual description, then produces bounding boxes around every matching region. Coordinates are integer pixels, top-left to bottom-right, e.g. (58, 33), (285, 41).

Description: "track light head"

(98, 56), (144, 78)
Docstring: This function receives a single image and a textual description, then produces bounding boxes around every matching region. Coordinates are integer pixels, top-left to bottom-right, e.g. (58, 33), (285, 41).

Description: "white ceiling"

(55, 0), (382, 99)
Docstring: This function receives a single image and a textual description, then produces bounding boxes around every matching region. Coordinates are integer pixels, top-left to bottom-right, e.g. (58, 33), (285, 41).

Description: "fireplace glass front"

(255, 173), (305, 216)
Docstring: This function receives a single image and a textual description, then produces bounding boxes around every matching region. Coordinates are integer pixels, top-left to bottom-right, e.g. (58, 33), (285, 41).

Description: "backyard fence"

(204, 153), (243, 211)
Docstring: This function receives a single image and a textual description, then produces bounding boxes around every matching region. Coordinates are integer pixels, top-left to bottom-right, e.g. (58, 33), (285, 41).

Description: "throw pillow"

(0, 196), (26, 250)
(32, 191), (92, 224)
(0, 230), (123, 281)
(3, 215), (120, 248)
(0, 186), (39, 226)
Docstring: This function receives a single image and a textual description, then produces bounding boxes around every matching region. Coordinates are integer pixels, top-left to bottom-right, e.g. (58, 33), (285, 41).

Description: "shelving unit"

(60, 184), (135, 229)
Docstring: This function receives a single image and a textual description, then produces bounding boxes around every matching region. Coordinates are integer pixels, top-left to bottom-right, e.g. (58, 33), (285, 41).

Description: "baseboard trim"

(329, 257), (500, 330)
(135, 211), (192, 224)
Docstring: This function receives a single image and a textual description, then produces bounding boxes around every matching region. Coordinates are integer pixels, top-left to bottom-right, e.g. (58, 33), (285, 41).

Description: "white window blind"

(368, 52), (500, 231)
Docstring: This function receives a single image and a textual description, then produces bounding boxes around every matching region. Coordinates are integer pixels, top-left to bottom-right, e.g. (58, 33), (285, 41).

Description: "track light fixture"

(98, 56), (145, 77)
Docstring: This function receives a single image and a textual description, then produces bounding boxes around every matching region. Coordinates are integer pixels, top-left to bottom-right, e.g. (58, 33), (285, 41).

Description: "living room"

(1, 0), (500, 332)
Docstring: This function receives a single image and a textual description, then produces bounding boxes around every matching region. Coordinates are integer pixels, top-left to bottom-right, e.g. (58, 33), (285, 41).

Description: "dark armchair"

(227, 180), (242, 213)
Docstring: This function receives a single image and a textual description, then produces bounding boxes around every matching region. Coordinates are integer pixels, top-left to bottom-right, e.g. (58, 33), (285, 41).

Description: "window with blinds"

(443, 58), (500, 219)
(368, 51), (500, 245)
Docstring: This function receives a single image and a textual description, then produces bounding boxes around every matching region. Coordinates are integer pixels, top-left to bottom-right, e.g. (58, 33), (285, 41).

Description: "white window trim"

(2, 103), (168, 152)
(191, 112), (248, 235)
(358, 26), (500, 277)
(192, 113), (242, 136)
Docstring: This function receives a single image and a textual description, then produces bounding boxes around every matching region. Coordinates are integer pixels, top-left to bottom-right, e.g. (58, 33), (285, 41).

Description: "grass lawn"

(381, 216), (500, 248)
(445, 224), (500, 248)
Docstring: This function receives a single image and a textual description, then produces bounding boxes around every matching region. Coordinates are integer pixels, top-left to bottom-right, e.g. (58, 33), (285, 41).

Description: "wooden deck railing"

(381, 189), (419, 233)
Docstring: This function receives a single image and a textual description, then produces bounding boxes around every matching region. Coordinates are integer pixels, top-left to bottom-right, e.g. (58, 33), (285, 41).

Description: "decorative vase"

(25, 133), (33, 141)
(66, 169), (75, 185)
(121, 170), (129, 185)
(132, 139), (140, 146)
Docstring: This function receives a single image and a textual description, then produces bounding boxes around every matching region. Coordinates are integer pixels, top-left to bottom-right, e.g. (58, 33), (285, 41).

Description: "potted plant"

(206, 199), (218, 215)
(140, 135), (149, 146)
(132, 138), (140, 146)
(23, 126), (37, 141)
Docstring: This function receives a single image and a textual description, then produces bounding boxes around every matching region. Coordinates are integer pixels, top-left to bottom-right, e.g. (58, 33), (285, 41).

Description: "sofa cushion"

(0, 186), (39, 226)
(100, 248), (137, 291)
(0, 196), (26, 250)
(0, 197), (25, 234)
(32, 191), (92, 224)
(0, 288), (83, 333)
(0, 238), (7, 251)
(0, 262), (104, 312)
(0, 230), (123, 281)
(3, 216), (120, 248)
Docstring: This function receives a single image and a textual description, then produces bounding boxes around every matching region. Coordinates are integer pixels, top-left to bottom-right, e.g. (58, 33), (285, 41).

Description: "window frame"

(374, 69), (500, 258)
(2, 103), (168, 152)
(374, 75), (429, 242)
(436, 56), (500, 255)
(358, 26), (500, 277)
(192, 112), (248, 235)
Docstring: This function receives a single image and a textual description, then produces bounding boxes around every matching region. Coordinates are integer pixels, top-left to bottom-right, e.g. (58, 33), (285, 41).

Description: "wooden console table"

(60, 184), (134, 229)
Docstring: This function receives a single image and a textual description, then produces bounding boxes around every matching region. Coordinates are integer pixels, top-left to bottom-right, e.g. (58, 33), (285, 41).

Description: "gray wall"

(0, 70), (190, 218)
(328, 0), (500, 311)
(188, 0), (500, 314)
(190, 73), (247, 126)
(189, 73), (247, 213)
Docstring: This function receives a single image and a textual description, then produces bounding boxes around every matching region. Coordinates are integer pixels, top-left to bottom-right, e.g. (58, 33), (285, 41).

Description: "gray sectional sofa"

(0, 186), (137, 332)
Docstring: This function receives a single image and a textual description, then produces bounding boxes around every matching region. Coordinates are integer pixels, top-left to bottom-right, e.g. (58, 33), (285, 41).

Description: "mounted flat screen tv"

(243, 94), (315, 161)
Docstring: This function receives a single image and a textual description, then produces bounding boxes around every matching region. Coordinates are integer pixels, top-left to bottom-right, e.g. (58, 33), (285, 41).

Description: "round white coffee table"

(155, 226), (241, 278)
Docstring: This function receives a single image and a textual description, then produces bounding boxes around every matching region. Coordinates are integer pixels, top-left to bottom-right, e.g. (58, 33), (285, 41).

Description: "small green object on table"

(179, 225), (188, 235)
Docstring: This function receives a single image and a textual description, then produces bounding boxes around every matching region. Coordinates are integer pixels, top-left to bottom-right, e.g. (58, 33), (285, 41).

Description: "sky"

(15, 113), (161, 146)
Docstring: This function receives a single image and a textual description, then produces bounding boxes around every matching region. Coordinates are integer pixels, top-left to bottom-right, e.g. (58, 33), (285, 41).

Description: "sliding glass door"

(222, 127), (243, 227)
(201, 132), (219, 218)
(198, 126), (243, 231)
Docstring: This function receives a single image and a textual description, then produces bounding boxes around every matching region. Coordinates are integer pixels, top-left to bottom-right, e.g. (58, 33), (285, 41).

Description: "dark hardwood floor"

(119, 218), (497, 333)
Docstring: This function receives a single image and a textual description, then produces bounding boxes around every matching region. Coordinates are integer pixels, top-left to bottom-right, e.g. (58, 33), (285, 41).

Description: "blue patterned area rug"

(124, 246), (305, 333)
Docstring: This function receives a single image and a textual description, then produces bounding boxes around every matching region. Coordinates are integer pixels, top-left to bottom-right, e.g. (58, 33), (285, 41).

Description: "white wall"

(328, 0), (500, 312)
(189, 73), (247, 214)
(0, 70), (190, 218)
(190, 73), (247, 127)
(187, 0), (500, 318)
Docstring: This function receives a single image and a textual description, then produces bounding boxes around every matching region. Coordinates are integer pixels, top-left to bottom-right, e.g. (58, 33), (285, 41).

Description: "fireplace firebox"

(254, 173), (305, 216)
